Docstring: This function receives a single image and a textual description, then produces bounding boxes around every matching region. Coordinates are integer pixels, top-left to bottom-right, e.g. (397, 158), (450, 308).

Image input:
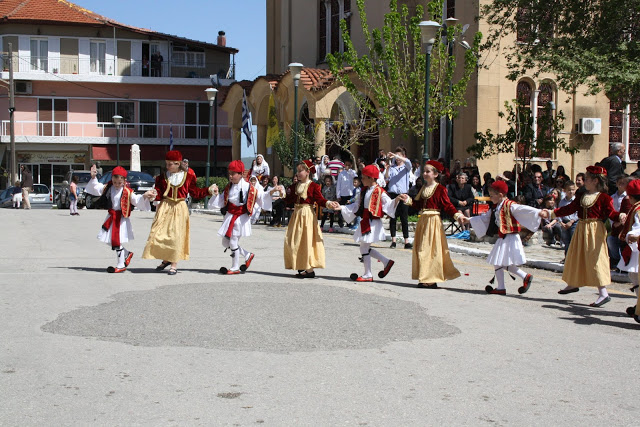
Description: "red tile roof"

(300, 68), (336, 91)
(0, 0), (238, 53)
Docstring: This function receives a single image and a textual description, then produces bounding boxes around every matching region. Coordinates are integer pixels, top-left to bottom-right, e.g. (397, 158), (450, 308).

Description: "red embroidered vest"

(223, 182), (258, 215)
(366, 186), (385, 218)
(498, 200), (521, 237)
(102, 184), (133, 217)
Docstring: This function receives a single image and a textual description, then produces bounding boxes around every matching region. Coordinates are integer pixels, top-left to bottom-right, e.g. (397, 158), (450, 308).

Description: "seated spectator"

(447, 172), (474, 228)
(575, 172), (585, 189)
(470, 174), (482, 198)
(541, 195), (563, 247)
(523, 171), (549, 208)
(553, 176), (567, 201)
(481, 172), (494, 196)
(556, 165), (569, 182)
(559, 180), (578, 258)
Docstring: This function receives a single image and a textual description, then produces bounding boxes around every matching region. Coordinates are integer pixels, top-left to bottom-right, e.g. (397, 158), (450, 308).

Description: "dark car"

(85, 170), (156, 209)
(55, 170), (95, 209)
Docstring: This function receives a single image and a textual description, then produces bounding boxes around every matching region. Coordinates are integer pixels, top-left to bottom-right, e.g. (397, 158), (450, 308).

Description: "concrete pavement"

(1, 208), (639, 426)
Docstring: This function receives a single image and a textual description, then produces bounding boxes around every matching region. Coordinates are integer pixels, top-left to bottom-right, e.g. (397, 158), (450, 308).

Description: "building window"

(172, 45), (205, 68)
(318, 0), (351, 62)
(38, 98), (67, 136)
(90, 41), (106, 74)
(184, 102), (211, 139)
(516, 80), (533, 158)
(446, 0), (455, 19)
(30, 38), (48, 72)
(536, 82), (554, 158)
(610, 99), (640, 161)
(97, 101), (134, 127)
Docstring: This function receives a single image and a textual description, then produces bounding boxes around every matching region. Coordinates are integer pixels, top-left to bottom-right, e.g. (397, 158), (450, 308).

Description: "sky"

(72, 0), (267, 82)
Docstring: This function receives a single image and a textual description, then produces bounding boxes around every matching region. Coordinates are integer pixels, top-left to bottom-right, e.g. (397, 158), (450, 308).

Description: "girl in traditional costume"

(283, 161), (340, 278)
(400, 160), (466, 288)
(142, 150), (216, 275)
(85, 165), (155, 273)
(466, 180), (546, 295)
(337, 164), (400, 282)
(619, 179), (640, 323)
(552, 166), (626, 306)
(209, 160), (264, 274)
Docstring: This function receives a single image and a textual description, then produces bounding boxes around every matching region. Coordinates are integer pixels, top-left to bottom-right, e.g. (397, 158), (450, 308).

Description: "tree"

(272, 123), (321, 176)
(326, 0), (481, 148)
(323, 93), (380, 167)
(467, 100), (579, 173)
(481, 0), (640, 106)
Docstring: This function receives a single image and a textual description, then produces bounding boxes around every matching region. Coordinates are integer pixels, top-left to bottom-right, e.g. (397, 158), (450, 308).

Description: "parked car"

(0, 184), (53, 208)
(85, 170), (156, 209)
(55, 170), (95, 209)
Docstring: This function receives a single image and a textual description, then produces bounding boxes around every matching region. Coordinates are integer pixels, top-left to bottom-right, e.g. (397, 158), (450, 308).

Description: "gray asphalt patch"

(41, 282), (459, 353)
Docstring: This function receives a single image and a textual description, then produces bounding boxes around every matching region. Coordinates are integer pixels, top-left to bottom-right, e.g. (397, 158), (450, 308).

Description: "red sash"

(102, 209), (123, 248)
(224, 203), (248, 238)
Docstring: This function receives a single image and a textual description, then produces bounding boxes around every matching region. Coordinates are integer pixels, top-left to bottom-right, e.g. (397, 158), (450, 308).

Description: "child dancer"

(85, 165), (155, 273)
(466, 180), (547, 295)
(400, 160), (465, 289)
(209, 160), (264, 274)
(552, 166), (626, 306)
(142, 150), (216, 275)
(616, 179), (640, 322)
(284, 161), (340, 278)
(337, 164), (400, 282)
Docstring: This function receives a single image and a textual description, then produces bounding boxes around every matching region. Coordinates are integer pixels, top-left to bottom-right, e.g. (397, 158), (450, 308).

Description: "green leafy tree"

(481, 0), (640, 106)
(272, 123), (321, 176)
(326, 0), (481, 148)
(467, 100), (578, 173)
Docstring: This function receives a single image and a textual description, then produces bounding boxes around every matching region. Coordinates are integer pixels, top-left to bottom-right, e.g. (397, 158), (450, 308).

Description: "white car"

(0, 184), (53, 208)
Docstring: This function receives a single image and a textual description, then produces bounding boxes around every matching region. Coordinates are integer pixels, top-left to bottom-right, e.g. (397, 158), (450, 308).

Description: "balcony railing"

(1, 120), (225, 140)
(2, 54), (233, 79)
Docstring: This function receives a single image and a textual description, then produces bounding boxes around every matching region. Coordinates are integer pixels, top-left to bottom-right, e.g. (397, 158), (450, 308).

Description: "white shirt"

(336, 169), (358, 197)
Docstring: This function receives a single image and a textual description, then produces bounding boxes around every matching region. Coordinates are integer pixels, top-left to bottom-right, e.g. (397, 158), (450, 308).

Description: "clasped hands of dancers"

(86, 153), (640, 324)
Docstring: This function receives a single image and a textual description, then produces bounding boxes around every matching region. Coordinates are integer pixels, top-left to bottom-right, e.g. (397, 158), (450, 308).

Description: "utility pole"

(9, 43), (16, 185)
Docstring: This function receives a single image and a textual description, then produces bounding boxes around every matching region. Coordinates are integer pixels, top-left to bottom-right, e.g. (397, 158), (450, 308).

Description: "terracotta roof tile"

(300, 68), (335, 91)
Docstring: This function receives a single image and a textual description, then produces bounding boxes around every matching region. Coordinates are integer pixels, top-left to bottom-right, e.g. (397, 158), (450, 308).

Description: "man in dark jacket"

(447, 172), (475, 228)
(600, 142), (626, 194)
(20, 165), (33, 210)
(523, 171), (549, 208)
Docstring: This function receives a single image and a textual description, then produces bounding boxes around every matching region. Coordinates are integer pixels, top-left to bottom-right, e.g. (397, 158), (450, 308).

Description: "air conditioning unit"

(578, 118), (601, 135)
(14, 81), (32, 95)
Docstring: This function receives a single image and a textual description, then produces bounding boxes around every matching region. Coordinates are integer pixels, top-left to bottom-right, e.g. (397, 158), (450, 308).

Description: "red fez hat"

(165, 150), (183, 161)
(586, 165), (607, 176)
(228, 160), (245, 173)
(299, 159), (316, 174)
(627, 179), (640, 197)
(426, 160), (444, 173)
(111, 166), (128, 178)
(362, 164), (380, 179)
(491, 180), (509, 195)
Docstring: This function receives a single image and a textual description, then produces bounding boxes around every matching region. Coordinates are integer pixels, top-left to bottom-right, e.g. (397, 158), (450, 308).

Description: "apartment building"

(0, 0), (238, 189)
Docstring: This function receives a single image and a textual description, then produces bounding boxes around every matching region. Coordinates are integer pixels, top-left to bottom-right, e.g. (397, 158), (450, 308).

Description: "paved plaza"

(1, 208), (639, 425)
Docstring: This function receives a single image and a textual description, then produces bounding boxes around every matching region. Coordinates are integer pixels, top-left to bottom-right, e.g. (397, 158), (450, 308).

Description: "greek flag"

(242, 89), (253, 147)
(169, 124), (174, 150)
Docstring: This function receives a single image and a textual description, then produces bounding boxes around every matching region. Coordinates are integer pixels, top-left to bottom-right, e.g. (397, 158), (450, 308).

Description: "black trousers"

(387, 192), (409, 238)
(271, 199), (285, 225)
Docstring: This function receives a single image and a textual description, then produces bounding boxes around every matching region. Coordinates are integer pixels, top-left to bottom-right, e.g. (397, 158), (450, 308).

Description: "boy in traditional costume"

(551, 166), (626, 307)
(466, 180), (547, 295)
(399, 160), (465, 288)
(209, 160), (263, 274)
(284, 161), (340, 278)
(85, 165), (156, 273)
(142, 150), (216, 275)
(619, 179), (640, 323)
(336, 164), (400, 282)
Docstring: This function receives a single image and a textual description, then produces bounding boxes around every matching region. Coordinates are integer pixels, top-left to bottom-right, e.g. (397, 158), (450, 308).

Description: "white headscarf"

(252, 154), (270, 177)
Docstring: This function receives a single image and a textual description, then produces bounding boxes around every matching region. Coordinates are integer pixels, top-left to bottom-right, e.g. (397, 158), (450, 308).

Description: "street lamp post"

(205, 88), (218, 187)
(418, 21), (441, 162)
(112, 115), (122, 166)
(444, 17), (458, 169)
(289, 62), (303, 170)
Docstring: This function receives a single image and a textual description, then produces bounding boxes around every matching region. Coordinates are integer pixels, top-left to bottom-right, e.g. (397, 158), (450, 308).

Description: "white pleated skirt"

(487, 233), (526, 267)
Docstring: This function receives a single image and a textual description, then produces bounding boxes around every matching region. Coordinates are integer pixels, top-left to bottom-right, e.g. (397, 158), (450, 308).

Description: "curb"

(448, 243), (629, 283)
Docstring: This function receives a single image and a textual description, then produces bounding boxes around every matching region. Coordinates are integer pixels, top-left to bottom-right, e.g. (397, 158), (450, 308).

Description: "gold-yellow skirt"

(142, 199), (190, 262)
(284, 204), (325, 270)
(412, 212), (460, 283)
(562, 220), (610, 287)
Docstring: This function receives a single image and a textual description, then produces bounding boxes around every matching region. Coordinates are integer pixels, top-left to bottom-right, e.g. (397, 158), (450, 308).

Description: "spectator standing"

(11, 181), (22, 208)
(385, 149), (413, 248)
(600, 142), (626, 194)
(523, 171), (549, 208)
(481, 172), (494, 196)
(320, 176), (339, 231)
(410, 159), (421, 188)
(575, 172), (585, 189)
(267, 176), (285, 227)
(69, 175), (79, 216)
(542, 160), (556, 185)
(316, 155), (330, 181)
(374, 149), (387, 165)
(559, 180), (579, 257)
(608, 175), (632, 269)
(447, 172), (475, 227)
(20, 165), (33, 210)
(94, 162), (103, 176)
(326, 156), (345, 178)
(555, 165), (569, 182)
(336, 160), (358, 205)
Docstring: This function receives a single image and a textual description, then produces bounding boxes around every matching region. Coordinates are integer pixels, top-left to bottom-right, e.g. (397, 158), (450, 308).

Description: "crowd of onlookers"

(246, 141), (639, 268)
